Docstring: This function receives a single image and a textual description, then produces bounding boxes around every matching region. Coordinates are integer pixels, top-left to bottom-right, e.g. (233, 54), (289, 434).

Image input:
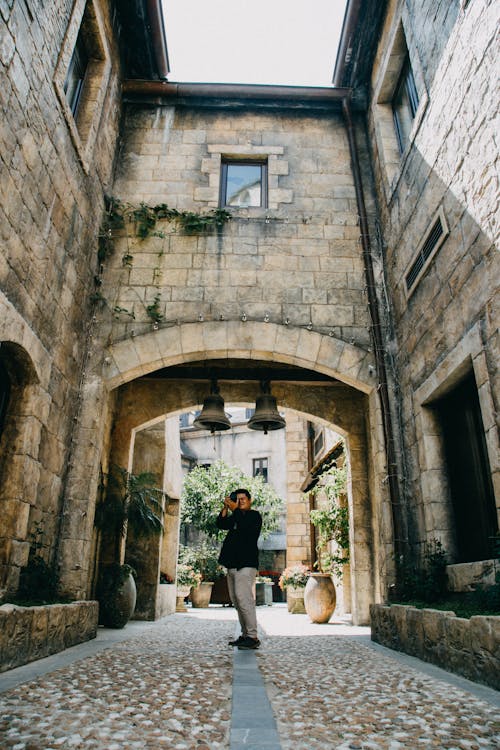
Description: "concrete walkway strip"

(231, 648), (282, 750)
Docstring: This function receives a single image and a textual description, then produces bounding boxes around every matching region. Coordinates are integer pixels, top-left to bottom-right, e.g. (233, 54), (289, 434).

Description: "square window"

(220, 160), (267, 208)
(392, 56), (419, 153)
(253, 458), (268, 483)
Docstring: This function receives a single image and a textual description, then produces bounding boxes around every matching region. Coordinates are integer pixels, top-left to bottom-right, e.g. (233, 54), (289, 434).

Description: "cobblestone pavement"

(0, 606), (498, 750)
(0, 612), (235, 749)
(257, 609), (500, 750)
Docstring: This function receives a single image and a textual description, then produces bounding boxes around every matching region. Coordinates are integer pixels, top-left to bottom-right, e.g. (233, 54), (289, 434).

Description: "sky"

(161, 0), (348, 87)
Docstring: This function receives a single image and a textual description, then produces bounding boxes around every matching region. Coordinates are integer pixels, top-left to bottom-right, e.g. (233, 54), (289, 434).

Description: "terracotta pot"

(99, 571), (137, 628)
(286, 585), (306, 614)
(190, 581), (214, 608)
(304, 573), (336, 623)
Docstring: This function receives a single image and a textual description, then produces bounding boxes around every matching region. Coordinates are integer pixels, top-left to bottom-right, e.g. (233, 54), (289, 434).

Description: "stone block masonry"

(370, 604), (500, 690)
(107, 105), (371, 351)
(0, 0), (122, 594)
(0, 601), (98, 672)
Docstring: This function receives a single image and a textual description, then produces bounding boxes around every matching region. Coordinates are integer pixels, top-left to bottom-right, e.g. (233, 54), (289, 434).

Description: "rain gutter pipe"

(146, 0), (170, 80)
(342, 96), (406, 564)
(122, 80), (352, 106)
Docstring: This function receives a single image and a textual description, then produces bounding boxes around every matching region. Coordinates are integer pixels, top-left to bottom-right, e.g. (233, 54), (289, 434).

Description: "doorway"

(436, 372), (498, 562)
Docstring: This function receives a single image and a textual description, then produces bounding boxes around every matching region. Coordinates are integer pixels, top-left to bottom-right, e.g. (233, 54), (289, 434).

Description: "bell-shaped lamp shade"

(193, 391), (231, 433)
(247, 392), (286, 435)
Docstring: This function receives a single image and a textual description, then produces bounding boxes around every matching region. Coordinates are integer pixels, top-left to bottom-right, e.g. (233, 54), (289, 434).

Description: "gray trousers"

(226, 567), (258, 640)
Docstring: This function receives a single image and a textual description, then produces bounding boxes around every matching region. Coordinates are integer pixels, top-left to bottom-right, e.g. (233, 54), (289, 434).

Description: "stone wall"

(0, 601), (98, 672)
(370, 604), (500, 690)
(366, 0), (500, 556)
(0, 0), (122, 593)
(101, 104), (369, 348)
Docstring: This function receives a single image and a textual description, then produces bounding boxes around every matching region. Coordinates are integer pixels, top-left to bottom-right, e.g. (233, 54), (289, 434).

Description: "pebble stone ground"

(0, 606), (498, 750)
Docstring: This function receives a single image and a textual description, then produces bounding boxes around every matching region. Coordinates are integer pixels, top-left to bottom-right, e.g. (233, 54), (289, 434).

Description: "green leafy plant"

(16, 523), (59, 605)
(278, 564), (310, 590)
(394, 539), (448, 603)
(308, 465), (349, 576)
(176, 563), (202, 588)
(178, 543), (224, 582)
(180, 459), (284, 541)
(145, 293), (164, 324)
(98, 196), (126, 262)
(98, 199), (231, 261)
(94, 465), (165, 564)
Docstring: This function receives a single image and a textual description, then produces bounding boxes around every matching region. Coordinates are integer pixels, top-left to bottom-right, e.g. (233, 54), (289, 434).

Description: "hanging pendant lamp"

(247, 381), (286, 434)
(193, 379), (231, 433)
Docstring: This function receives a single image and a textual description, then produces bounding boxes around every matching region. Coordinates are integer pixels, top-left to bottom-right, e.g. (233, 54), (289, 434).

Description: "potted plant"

(178, 543), (224, 608)
(175, 563), (201, 612)
(306, 465), (349, 623)
(94, 465), (164, 627)
(255, 575), (274, 606)
(279, 564), (310, 614)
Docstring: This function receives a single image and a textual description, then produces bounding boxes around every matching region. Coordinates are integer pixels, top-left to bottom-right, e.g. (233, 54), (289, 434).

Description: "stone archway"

(58, 323), (390, 624)
(104, 321), (374, 393)
(0, 295), (53, 591)
(105, 375), (372, 624)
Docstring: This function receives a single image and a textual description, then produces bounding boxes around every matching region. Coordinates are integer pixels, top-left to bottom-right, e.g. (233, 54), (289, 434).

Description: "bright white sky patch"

(162, 0), (347, 87)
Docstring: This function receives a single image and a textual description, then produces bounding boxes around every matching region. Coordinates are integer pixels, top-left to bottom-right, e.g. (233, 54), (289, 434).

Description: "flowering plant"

(279, 564), (310, 590)
(176, 563), (202, 588)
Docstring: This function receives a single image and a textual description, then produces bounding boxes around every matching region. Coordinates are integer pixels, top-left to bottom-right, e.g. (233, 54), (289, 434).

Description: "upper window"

(392, 57), (419, 154)
(373, 21), (427, 194)
(220, 160), (268, 208)
(253, 457), (268, 483)
(64, 28), (89, 117)
(53, 0), (111, 171)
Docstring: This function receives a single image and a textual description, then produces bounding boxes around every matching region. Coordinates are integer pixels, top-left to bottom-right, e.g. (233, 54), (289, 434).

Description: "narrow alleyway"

(0, 606), (498, 750)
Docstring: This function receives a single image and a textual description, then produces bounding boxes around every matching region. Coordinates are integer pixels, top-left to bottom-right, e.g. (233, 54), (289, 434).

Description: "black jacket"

(216, 508), (262, 569)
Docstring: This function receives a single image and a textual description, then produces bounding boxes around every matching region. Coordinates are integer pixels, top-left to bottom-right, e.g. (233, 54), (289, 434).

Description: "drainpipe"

(146, 0), (170, 80)
(342, 97), (406, 566)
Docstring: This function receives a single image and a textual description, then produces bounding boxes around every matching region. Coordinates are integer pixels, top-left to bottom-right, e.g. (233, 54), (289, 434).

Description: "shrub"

(279, 564), (311, 590)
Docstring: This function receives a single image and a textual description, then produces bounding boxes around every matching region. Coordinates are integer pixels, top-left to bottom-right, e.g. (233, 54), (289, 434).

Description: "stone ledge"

(0, 601), (99, 673)
(370, 603), (500, 690)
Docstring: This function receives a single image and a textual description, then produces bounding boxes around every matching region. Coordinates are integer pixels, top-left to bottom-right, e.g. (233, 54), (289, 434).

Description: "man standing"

(216, 488), (262, 650)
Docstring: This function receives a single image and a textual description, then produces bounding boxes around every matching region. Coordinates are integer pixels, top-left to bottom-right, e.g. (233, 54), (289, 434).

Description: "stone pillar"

(285, 414), (312, 568)
(126, 422), (166, 620)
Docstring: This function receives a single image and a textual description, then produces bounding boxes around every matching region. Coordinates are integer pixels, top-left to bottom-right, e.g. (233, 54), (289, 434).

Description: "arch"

(105, 377), (374, 624)
(0, 294), (51, 389)
(0, 302), (51, 592)
(103, 321), (375, 394)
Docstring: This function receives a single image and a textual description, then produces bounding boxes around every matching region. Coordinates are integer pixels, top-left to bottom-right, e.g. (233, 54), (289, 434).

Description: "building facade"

(0, 0), (498, 629)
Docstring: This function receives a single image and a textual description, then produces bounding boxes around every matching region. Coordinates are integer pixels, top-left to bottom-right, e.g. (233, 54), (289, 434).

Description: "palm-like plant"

(95, 465), (164, 564)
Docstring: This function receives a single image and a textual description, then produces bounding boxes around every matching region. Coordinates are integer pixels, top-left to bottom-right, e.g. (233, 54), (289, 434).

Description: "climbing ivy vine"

(94, 197), (231, 325)
(308, 464), (350, 577)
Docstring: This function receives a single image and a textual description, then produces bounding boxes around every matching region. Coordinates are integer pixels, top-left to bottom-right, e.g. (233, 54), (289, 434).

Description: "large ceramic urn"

(304, 573), (336, 623)
(99, 569), (137, 628)
(190, 581), (214, 608)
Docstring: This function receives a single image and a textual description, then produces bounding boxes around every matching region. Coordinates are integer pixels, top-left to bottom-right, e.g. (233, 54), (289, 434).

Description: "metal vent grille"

(405, 214), (445, 292)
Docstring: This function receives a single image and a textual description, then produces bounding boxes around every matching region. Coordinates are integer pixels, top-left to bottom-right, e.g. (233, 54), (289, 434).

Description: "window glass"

(392, 58), (419, 153)
(253, 457), (268, 483)
(221, 161), (267, 207)
(64, 30), (89, 117)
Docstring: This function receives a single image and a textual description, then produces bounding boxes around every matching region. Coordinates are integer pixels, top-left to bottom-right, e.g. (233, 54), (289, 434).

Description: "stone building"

(334, 0), (499, 587)
(0, 0), (498, 633)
